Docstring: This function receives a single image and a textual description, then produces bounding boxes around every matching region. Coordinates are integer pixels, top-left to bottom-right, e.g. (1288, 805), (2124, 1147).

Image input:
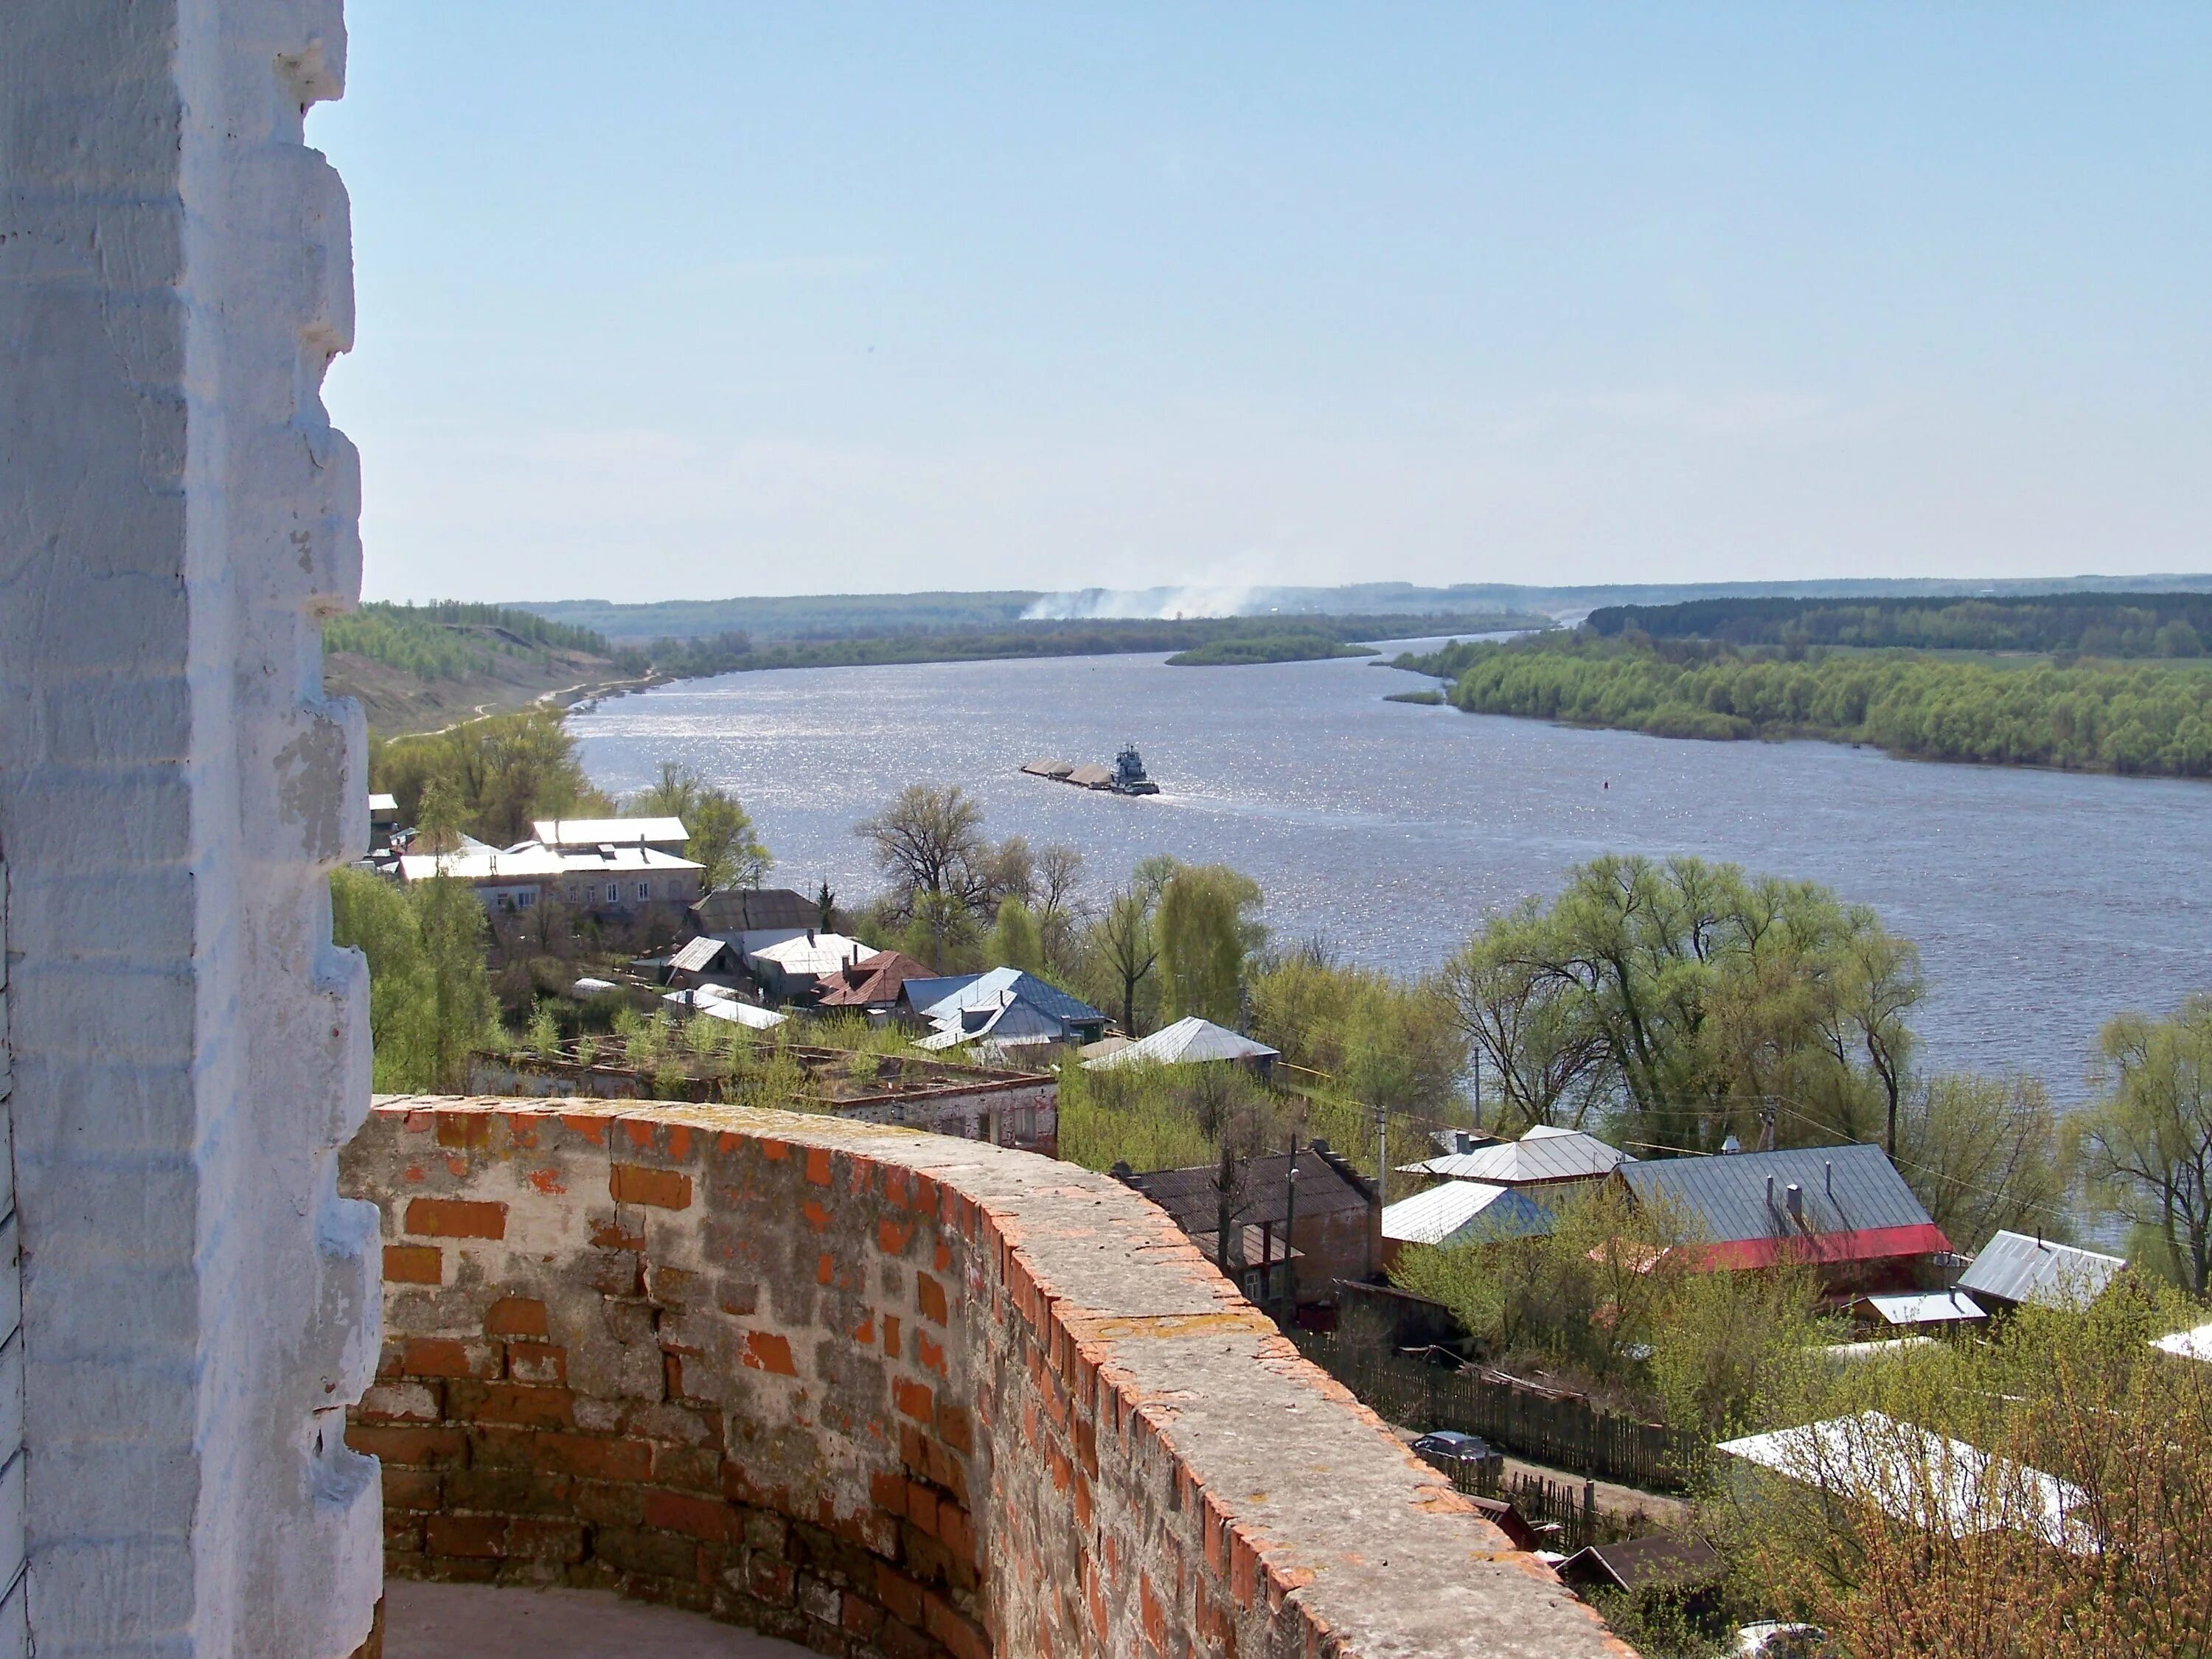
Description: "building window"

(516, 890), (535, 909)
(580, 885), (595, 905)
(637, 880), (650, 901)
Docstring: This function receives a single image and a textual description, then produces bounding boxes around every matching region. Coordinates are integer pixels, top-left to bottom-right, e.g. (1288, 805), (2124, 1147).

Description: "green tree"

(1899, 1073), (2072, 1253)
(1156, 864), (1265, 1029)
(1251, 954), (1469, 1117)
(1079, 858), (1177, 1035)
(372, 707), (607, 844)
(415, 875), (498, 1093)
(2072, 996), (2212, 1294)
(331, 868), (429, 1090)
(632, 761), (771, 891)
(330, 868), (496, 1092)
(986, 897), (1046, 976)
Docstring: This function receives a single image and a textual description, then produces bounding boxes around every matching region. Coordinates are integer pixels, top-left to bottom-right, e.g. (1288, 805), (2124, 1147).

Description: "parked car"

(1410, 1430), (1504, 1482)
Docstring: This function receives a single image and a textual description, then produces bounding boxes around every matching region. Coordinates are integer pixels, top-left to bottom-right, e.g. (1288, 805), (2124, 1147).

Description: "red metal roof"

(1694, 1222), (1952, 1273)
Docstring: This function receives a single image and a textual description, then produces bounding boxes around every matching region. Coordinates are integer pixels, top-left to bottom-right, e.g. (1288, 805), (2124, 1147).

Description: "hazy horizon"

(317, 5), (2211, 605)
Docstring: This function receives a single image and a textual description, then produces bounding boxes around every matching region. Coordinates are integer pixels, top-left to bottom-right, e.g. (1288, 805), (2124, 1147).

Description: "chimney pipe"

(1824, 1161), (1834, 1200)
(1766, 1174), (1775, 1208)
(1786, 1183), (1804, 1223)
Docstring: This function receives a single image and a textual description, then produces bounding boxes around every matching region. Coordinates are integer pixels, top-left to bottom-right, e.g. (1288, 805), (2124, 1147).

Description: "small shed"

(1851, 1290), (1986, 1334)
(1082, 1016), (1279, 1077)
(1556, 1534), (1724, 1599)
(1381, 1180), (1554, 1262)
(1955, 1232), (2126, 1313)
(665, 933), (743, 987)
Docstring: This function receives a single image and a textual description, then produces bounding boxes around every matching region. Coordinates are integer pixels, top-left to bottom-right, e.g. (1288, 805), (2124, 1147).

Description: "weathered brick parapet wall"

(343, 1097), (1629, 1659)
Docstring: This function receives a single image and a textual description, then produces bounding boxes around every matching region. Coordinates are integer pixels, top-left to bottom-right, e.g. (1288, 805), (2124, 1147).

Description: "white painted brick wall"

(0, 1), (379, 1653)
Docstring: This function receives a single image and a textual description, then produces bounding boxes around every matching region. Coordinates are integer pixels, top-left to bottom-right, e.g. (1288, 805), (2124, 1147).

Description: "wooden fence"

(1453, 1462), (1604, 1553)
(1294, 1333), (1707, 1493)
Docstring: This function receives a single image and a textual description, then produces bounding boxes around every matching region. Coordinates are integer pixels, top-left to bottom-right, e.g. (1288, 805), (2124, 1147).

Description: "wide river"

(571, 640), (2212, 1106)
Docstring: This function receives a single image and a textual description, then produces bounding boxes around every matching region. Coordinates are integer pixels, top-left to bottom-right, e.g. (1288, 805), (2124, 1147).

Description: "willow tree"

(1155, 864), (1264, 1029)
(1447, 855), (1923, 1152)
(2073, 995), (2212, 1295)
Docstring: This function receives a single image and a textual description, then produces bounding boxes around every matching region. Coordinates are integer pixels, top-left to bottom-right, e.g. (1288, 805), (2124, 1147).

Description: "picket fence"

(1293, 1333), (1706, 1493)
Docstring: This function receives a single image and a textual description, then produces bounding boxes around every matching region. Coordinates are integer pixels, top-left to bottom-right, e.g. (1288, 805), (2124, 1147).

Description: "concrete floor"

(383, 1581), (812, 1658)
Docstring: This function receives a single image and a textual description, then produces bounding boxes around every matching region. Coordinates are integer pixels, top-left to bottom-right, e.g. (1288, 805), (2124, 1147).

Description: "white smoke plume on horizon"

(1022, 585), (1279, 621)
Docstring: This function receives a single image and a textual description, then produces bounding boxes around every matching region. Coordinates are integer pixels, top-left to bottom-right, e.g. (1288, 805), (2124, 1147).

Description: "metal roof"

(1400, 1126), (1628, 1186)
(1618, 1144), (1943, 1264)
(1955, 1231), (2126, 1311)
(916, 968), (1103, 1029)
(1557, 1534), (1722, 1596)
(690, 887), (818, 933)
(1857, 1290), (1986, 1327)
(1718, 1411), (2090, 1552)
(2154, 1323), (2212, 1362)
(667, 935), (735, 975)
(396, 846), (566, 883)
(366, 793), (398, 813)
(532, 817), (689, 849)
(553, 845), (702, 874)
(1382, 1180), (1554, 1247)
(745, 933), (867, 977)
(1084, 1017), (1279, 1070)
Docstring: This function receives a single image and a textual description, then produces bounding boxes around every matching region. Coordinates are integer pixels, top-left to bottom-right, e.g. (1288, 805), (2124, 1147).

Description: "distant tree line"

(1587, 591), (2212, 659)
(1403, 633), (2212, 777)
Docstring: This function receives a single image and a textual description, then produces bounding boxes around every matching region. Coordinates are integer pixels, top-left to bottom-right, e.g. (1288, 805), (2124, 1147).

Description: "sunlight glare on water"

(570, 641), (2212, 1107)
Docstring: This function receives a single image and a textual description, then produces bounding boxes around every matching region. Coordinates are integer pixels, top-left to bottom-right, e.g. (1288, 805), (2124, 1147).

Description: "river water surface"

(571, 641), (2212, 1106)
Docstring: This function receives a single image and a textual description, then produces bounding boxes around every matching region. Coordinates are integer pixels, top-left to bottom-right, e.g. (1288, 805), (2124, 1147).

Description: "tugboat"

(1019, 745), (1162, 796)
(1111, 743), (1160, 796)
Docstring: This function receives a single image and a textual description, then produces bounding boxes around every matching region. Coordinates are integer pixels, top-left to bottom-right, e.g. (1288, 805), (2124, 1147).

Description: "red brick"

(434, 1112), (490, 1150)
(382, 1244), (442, 1284)
(507, 1343), (566, 1385)
(878, 1217), (914, 1255)
(398, 1338), (484, 1380)
(741, 1332), (798, 1377)
(453, 1382), (574, 1429)
(344, 1424), (468, 1467)
(842, 1593), (885, 1638)
(506, 1518), (588, 1562)
(874, 1563), (926, 1628)
(805, 1147), (833, 1186)
(893, 1379), (933, 1423)
(426, 1514), (509, 1559)
(641, 1487), (731, 1541)
(936, 1402), (973, 1455)
(749, 1557), (797, 1607)
(905, 1481), (939, 1538)
(925, 1593), (991, 1659)
(383, 1468), (444, 1512)
(484, 1296), (548, 1338)
(870, 1471), (908, 1516)
(916, 1273), (947, 1326)
(938, 1504), (975, 1568)
(610, 1163), (692, 1210)
(403, 1197), (507, 1239)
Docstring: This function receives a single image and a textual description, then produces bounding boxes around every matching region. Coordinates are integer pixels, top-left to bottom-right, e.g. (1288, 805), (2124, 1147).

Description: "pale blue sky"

(315, 4), (2212, 603)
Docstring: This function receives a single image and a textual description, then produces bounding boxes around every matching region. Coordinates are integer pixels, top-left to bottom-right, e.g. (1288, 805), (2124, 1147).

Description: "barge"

(1022, 743), (1161, 796)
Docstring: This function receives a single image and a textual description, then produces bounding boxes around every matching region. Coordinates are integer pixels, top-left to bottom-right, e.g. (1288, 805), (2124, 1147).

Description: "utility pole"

(1282, 1138), (1301, 1316)
(1374, 1103), (1388, 1210)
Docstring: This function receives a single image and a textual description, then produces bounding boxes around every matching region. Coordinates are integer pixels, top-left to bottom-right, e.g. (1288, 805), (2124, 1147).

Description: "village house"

(1615, 1144), (1952, 1295)
(1399, 1124), (1630, 1192)
(1117, 1140), (1382, 1309)
(532, 815), (691, 855)
(1380, 1179), (1554, 1269)
(689, 883), (821, 939)
(745, 930), (870, 1002)
(813, 948), (935, 1016)
(1955, 1231), (2127, 1313)
(1082, 1015), (1280, 1077)
(902, 967), (1110, 1053)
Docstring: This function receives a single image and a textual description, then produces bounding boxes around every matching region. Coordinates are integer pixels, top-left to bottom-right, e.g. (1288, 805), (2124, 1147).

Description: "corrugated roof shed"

(1857, 1290), (1986, 1327)
(1084, 1017), (1279, 1070)
(668, 935), (737, 975)
(1400, 1126), (1627, 1186)
(1718, 1411), (2090, 1551)
(1382, 1181), (1554, 1247)
(1618, 1144), (1948, 1270)
(1955, 1231), (2126, 1311)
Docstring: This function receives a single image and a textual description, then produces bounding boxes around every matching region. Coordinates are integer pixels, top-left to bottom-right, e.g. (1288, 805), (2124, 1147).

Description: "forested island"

(1399, 597), (2212, 779)
(327, 600), (1542, 735)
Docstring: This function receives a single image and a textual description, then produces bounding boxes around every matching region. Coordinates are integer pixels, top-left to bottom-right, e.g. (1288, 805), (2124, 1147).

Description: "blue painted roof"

(916, 967), (1103, 1028)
